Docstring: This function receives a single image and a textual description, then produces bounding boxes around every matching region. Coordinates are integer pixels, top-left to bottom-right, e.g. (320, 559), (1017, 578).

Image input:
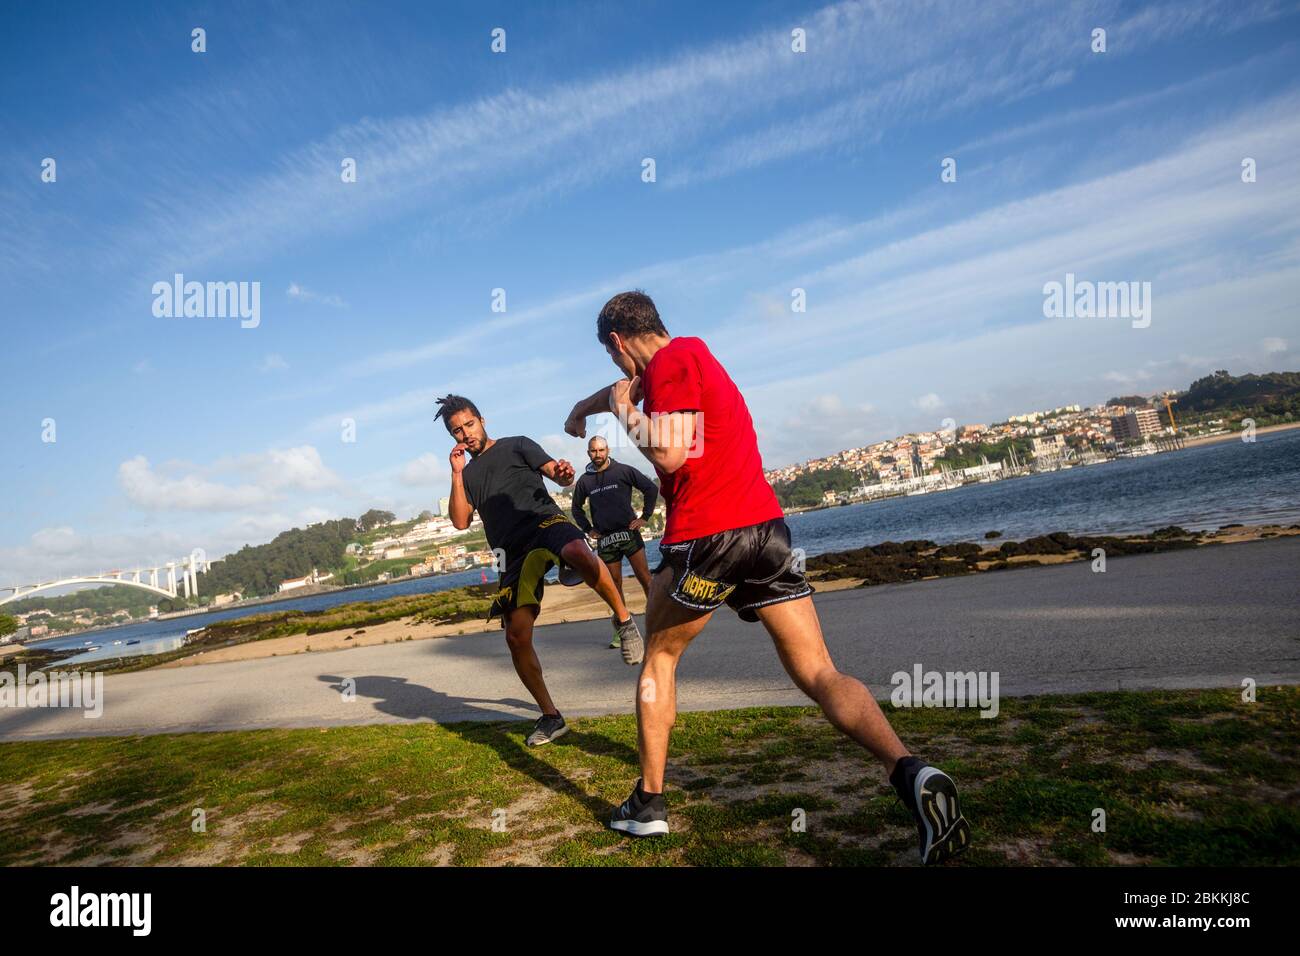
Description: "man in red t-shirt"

(564, 290), (971, 864)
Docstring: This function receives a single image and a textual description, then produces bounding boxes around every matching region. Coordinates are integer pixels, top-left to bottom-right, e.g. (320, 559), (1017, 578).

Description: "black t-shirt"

(461, 436), (562, 556)
(571, 460), (659, 535)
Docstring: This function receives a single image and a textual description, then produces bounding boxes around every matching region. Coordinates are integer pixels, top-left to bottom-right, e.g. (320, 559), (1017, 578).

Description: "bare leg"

(604, 559), (625, 605)
(627, 547), (653, 601)
(756, 595), (909, 774)
(560, 538), (630, 621)
(638, 568), (711, 792)
(503, 605), (558, 716)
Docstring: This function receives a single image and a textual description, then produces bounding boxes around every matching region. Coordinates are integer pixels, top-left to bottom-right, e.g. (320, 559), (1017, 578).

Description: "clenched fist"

(449, 443), (468, 475)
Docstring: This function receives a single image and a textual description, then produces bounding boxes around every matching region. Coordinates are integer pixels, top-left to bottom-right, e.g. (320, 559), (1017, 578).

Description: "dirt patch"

(423, 844), (455, 866)
(173, 800), (288, 866)
(477, 788), (577, 866)
(983, 836), (1064, 865)
(1117, 747), (1228, 777)
(75, 830), (167, 867)
(0, 781), (37, 821)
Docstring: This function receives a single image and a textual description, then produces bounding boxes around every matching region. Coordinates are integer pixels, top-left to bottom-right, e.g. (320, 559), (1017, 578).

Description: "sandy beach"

(150, 524), (1297, 671)
(3, 534), (1297, 742)
(1179, 421), (1299, 448)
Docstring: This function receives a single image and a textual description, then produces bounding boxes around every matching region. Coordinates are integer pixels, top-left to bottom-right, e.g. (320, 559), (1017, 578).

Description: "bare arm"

(565, 379), (643, 438)
(611, 378), (694, 474)
(539, 458), (577, 487)
(448, 444), (474, 529)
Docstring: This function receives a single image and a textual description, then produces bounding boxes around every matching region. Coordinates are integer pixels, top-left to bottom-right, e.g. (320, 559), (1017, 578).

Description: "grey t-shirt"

(461, 436), (562, 556)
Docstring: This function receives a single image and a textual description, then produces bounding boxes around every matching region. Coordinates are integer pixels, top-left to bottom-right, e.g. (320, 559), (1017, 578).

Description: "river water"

(29, 429), (1300, 666)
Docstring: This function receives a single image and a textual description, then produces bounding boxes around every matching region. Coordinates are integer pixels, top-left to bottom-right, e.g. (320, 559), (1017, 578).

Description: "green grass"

(0, 687), (1295, 866)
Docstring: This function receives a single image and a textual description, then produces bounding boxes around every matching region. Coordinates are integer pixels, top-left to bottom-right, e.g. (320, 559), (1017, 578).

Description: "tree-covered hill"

(1175, 370), (1300, 419)
(199, 519), (359, 598)
(1108, 370), (1300, 425)
(772, 467), (860, 509)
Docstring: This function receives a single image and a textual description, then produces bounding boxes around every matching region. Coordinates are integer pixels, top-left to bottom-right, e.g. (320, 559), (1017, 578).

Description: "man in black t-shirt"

(571, 437), (657, 647)
(438, 395), (644, 747)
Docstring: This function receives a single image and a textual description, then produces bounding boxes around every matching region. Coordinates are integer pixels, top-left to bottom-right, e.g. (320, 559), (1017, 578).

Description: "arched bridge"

(0, 552), (209, 606)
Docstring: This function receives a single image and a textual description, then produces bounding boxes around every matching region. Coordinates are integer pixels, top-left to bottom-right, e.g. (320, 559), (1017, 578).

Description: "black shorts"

(595, 528), (645, 563)
(489, 515), (587, 623)
(654, 518), (813, 623)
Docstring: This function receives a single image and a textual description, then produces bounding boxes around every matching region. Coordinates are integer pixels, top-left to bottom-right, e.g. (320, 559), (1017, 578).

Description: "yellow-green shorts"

(489, 515), (587, 624)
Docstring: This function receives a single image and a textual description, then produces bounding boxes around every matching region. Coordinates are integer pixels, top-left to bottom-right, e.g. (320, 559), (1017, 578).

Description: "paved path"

(2, 538), (1297, 741)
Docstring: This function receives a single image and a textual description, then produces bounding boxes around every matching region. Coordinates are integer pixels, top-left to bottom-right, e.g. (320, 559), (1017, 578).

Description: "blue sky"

(2, 0), (1299, 582)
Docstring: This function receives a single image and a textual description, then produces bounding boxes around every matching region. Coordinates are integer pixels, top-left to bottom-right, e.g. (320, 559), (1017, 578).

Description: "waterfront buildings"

(1110, 407), (1163, 442)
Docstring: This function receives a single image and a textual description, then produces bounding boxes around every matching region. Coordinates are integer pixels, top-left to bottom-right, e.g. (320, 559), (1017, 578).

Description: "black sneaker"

(525, 712), (568, 746)
(609, 779), (669, 837)
(890, 756), (971, 865)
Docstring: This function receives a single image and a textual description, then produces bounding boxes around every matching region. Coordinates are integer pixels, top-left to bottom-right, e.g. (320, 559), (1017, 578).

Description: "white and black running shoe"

(525, 712), (568, 746)
(615, 616), (643, 665)
(890, 756), (971, 865)
(609, 779), (669, 837)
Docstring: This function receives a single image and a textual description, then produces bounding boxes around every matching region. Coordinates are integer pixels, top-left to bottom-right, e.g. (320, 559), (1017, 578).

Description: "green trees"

(942, 436), (1035, 469)
(357, 509), (397, 532)
(4, 586), (156, 618)
(1108, 371), (1300, 426)
(772, 467), (859, 508)
(0, 615), (17, 638)
(1177, 370), (1300, 424)
(199, 519), (358, 598)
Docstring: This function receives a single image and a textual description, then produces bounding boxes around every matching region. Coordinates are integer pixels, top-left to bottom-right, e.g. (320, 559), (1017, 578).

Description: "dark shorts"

(654, 518), (813, 623)
(489, 514), (587, 624)
(595, 528), (645, 563)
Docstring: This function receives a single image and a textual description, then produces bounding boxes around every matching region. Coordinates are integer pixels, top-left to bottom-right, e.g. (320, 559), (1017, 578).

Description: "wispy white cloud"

(397, 453), (447, 488)
(286, 282), (346, 308)
(118, 446), (342, 513)
(118, 457), (274, 512)
(13, 0), (1284, 288)
(950, 43), (1299, 157)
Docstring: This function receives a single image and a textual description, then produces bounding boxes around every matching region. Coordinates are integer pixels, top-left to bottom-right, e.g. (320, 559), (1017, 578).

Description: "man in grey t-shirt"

(438, 394), (644, 747)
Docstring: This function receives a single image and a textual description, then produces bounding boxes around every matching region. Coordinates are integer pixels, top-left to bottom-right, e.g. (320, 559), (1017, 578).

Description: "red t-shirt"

(640, 336), (783, 544)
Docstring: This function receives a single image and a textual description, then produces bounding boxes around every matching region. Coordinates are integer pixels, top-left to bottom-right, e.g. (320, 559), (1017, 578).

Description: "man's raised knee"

(505, 623), (534, 651)
(562, 540), (598, 572)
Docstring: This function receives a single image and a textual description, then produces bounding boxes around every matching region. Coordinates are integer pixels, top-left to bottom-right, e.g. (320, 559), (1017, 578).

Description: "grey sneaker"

(615, 616), (643, 665)
(608, 613), (621, 649)
(525, 713), (568, 746)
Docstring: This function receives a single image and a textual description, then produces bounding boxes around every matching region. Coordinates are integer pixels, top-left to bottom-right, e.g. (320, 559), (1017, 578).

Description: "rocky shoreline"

(805, 523), (1300, 586)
